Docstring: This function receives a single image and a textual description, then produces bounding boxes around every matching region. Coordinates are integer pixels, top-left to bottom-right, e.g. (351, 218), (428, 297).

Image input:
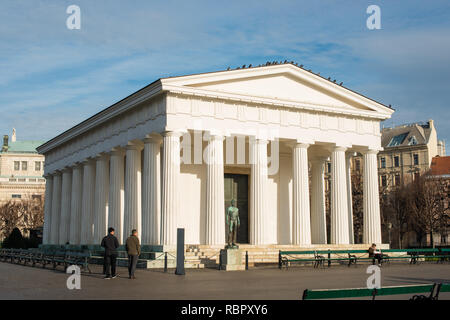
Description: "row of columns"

(42, 133), (382, 246)
(43, 135), (167, 245)
(292, 145), (381, 245)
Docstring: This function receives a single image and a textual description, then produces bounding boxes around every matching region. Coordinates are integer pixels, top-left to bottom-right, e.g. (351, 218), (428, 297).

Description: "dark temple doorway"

(224, 173), (249, 244)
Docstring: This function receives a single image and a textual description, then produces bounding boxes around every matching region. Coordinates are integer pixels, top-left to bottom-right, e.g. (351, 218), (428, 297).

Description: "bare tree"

(409, 173), (447, 248)
(351, 171), (364, 244)
(0, 197), (44, 240)
(382, 184), (410, 248)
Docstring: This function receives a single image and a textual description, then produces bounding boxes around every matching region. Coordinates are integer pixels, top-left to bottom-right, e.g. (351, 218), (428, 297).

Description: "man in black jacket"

(101, 227), (120, 279)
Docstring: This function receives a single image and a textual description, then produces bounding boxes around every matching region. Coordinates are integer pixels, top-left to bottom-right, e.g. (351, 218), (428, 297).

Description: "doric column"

(142, 136), (162, 245)
(330, 146), (350, 244)
(50, 171), (61, 245)
(124, 144), (142, 241)
(109, 148), (125, 244)
(80, 159), (96, 244)
(205, 134), (226, 245)
(292, 143), (311, 245)
(42, 175), (53, 244)
(310, 158), (327, 244)
(69, 164), (83, 245)
(249, 138), (268, 245)
(161, 132), (181, 245)
(363, 150), (382, 244)
(93, 154), (110, 244)
(59, 168), (72, 244)
(346, 153), (355, 244)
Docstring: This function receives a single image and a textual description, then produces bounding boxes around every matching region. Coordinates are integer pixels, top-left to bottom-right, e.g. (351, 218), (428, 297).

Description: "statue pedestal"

(220, 248), (245, 271)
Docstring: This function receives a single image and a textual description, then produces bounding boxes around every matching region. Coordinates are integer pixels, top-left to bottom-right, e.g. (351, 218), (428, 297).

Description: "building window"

(35, 161), (41, 171)
(21, 161), (27, 171)
(381, 175), (387, 187)
(327, 162), (331, 174)
(394, 156), (400, 167)
(380, 157), (386, 169)
(413, 154), (419, 166)
(11, 194), (21, 199)
(14, 161), (20, 170)
(394, 174), (401, 186)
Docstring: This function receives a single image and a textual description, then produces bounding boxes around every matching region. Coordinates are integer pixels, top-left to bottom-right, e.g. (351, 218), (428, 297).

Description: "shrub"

(2, 228), (26, 249)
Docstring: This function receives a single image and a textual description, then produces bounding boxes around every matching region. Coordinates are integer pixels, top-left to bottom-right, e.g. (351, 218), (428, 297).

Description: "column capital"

(162, 131), (183, 138)
(52, 170), (62, 176)
(125, 143), (143, 151)
(294, 142), (310, 149)
(363, 149), (379, 155)
(71, 161), (84, 169)
(81, 157), (96, 165)
(143, 134), (163, 144)
(333, 146), (347, 152)
(110, 147), (126, 156)
(61, 167), (73, 173)
(94, 152), (110, 161)
(204, 132), (224, 141)
(43, 173), (53, 179)
(249, 136), (268, 145)
(286, 140), (311, 149)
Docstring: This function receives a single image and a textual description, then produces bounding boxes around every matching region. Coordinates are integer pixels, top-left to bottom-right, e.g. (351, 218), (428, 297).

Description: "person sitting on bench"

(368, 243), (383, 265)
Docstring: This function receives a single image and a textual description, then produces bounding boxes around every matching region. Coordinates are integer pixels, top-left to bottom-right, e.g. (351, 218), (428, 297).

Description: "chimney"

(428, 119), (434, 129)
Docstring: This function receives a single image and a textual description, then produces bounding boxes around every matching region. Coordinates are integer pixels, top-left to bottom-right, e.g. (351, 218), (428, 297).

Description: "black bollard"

(328, 250), (331, 268)
(175, 228), (185, 275)
(245, 251), (249, 270)
(164, 252), (168, 273)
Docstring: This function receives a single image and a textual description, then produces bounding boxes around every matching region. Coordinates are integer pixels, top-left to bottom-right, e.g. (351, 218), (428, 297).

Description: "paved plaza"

(0, 261), (449, 300)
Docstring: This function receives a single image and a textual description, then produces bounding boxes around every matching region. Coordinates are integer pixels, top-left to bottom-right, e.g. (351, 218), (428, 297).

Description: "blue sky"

(1, 0), (449, 150)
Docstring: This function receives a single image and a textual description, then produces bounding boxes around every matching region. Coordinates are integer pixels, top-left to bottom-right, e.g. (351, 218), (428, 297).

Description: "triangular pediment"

(161, 64), (394, 118)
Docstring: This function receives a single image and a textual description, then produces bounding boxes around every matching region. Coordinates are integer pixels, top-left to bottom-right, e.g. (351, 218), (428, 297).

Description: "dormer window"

(388, 133), (408, 147)
(408, 136), (418, 145)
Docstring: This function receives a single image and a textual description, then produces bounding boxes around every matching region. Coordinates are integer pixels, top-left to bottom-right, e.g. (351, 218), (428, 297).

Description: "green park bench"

(435, 283), (450, 299)
(302, 283), (447, 300)
(280, 247), (450, 269)
(381, 248), (449, 264)
(0, 248), (92, 272)
(64, 251), (92, 273)
(279, 249), (378, 269)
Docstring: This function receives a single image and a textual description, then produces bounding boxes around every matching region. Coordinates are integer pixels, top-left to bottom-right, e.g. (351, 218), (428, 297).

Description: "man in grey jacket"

(126, 229), (141, 279)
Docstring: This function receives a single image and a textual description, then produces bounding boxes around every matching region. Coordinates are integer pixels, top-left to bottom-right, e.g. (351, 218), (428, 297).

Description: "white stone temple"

(37, 63), (394, 248)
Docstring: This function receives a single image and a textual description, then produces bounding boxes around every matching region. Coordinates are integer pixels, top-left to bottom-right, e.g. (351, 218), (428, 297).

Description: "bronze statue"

(226, 199), (240, 248)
